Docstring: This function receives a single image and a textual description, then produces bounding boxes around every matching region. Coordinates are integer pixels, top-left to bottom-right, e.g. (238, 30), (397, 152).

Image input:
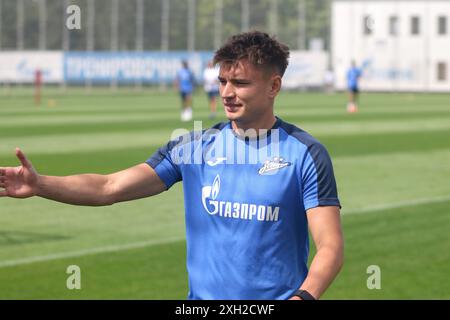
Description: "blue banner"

(63, 51), (214, 84)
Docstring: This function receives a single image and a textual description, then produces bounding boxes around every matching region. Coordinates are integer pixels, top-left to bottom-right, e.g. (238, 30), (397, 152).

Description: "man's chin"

(225, 109), (245, 121)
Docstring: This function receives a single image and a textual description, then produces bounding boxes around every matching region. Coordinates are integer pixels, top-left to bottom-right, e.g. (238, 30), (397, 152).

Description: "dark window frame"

(411, 16), (420, 35)
(438, 16), (447, 35)
(363, 15), (373, 36)
(389, 16), (399, 36)
(437, 62), (447, 82)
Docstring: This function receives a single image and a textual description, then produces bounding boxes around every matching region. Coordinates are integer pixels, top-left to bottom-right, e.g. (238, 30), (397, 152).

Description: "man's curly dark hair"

(213, 31), (290, 77)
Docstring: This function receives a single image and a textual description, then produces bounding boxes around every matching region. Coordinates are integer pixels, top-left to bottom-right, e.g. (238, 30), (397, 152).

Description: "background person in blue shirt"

(174, 60), (196, 121)
(346, 60), (362, 113)
(0, 31), (344, 300)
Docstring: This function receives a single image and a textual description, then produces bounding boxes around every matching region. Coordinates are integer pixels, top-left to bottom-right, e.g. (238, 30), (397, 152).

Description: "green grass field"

(0, 88), (449, 299)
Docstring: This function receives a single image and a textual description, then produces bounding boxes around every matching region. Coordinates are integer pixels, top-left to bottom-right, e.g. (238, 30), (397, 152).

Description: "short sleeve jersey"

(146, 117), (340, 300)
(347, 67), (362, 89)
(203, 67), (220, 93)
(177, 68), (195, 93)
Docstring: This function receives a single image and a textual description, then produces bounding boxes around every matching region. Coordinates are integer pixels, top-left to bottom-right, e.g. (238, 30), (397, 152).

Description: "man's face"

(218, 59), (279, 124)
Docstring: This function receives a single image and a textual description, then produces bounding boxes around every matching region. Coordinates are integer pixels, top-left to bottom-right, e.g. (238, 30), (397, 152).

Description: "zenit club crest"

(258, 157), (291, 175)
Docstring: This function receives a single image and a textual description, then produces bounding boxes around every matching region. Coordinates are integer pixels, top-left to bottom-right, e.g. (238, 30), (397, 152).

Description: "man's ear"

(268, 75), (282, 98)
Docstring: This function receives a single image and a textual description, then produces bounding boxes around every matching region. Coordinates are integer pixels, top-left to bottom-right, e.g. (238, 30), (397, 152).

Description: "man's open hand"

(0, 148), (38, 198)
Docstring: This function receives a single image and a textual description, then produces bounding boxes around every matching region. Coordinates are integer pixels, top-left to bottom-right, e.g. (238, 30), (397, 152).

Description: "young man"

(346, 60), (362, 113)
(0, 31), (343, 300)
(174, 60), (196, 121)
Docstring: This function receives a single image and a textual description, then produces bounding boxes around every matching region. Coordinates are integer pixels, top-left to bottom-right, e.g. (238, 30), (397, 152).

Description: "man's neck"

(231, 114), (277, 138)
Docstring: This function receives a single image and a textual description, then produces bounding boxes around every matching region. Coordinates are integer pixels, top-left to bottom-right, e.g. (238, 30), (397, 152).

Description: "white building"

(332, 0), (450, 92)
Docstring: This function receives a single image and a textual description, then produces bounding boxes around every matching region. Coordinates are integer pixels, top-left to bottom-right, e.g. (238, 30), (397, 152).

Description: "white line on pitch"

(342, 195), (450, 215)
(0, 236), (185, 269)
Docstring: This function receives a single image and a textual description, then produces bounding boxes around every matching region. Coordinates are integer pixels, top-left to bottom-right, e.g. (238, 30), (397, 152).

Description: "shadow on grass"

(0, 230), (71, 246)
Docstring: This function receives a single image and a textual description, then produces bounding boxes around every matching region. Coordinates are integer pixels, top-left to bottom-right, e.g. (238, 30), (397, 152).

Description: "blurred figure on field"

(203, 61), (220, 119)
(175, 60), (196, 121)
(323, 69), (335, 94)
(34, 69), (42, 105)
(346, 60), (362, 113)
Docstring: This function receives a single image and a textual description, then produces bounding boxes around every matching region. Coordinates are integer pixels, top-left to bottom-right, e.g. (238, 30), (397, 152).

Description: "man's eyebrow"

(218, 76), (250, 82)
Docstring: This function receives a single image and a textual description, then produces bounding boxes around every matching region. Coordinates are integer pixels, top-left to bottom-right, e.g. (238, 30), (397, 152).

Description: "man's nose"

(221, 82), (235, 99)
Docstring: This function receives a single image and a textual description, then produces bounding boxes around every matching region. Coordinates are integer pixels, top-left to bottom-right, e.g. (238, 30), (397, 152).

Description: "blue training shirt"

(347, 67), (362, 89)
(146, 117), (340, 300)
(177, 68), (195, 93)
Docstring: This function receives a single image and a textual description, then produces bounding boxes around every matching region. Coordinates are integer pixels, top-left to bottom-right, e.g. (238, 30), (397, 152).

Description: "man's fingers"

(0, 168), (8, 196)
(15, 148), (31, 168)
(0, 175), (6, 190)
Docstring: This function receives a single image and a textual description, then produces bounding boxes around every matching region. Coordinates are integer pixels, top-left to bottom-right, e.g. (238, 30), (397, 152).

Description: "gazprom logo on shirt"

(201, 175), (280, 222)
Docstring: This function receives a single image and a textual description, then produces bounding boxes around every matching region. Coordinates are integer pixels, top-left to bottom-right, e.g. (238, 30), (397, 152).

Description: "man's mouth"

(224, 103), (242, 112)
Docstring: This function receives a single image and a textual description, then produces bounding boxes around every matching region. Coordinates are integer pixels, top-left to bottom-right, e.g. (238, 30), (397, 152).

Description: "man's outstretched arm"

(0, 148), (166, 206)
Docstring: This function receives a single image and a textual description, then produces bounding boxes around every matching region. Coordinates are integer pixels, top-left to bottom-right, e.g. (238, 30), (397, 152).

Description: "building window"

(363, 15), (373, 35)
(438, 16), (447, 35)
(437, 62), (447, 81)
(411, 16), (420, 35)
(389, 16), (399, 36)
